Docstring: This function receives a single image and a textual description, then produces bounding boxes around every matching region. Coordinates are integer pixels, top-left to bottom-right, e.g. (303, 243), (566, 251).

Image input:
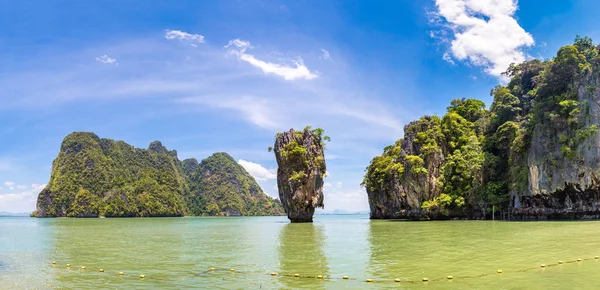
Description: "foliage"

(35, 133), (283, 217)
(185, 153), (284, 216)
(274, 126), (329, 182)
(364, 36), (600, 216)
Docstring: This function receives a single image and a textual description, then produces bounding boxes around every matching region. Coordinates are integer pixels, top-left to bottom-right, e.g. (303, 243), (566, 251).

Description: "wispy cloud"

(3, 181), (15, 187)
(95, 54), (118, 65)
(164, 29), (205, 43)
(237, 159), (276, 181)
(180, 95), (281, 129)
(320, 49), (330, 60)
(225, 39), (318, 80)
(430, 0), (534, 78)
(442, 52), (455, 65)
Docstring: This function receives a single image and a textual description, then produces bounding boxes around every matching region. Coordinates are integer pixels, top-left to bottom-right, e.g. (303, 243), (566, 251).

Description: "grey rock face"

(274, 129), (326, 222)
(517, 72), (600, 217)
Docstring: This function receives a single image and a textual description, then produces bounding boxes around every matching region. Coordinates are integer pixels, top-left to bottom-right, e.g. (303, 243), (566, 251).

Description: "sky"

(1, 0), (600, 213)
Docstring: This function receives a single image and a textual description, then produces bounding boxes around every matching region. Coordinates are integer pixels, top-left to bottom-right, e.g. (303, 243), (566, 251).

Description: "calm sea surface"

(1, 215), (600, 289)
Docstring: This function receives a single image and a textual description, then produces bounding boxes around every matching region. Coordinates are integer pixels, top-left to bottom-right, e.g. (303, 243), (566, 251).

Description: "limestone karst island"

(33, 132), (283, 217)
(7, 1), (600, 288)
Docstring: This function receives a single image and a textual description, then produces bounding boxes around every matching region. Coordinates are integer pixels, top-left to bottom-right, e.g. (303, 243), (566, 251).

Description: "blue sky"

(1, 0), (599, 213)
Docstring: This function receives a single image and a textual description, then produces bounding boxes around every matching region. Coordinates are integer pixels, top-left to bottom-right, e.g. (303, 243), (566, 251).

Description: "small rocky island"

(33, 132), (283, 217)
(363, 36), (600, 220)
(272, 127), (329, 222)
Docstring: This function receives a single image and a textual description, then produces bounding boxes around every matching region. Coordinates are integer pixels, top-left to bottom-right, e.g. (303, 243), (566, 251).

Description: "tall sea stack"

(273, 127), (328, 222)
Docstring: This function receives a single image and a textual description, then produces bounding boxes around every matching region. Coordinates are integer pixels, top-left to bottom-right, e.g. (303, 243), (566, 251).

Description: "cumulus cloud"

(320, 49), (330, 60)
(95, 55), (118, 65)
(0, 183), (46, 212)
(431, 0), (534, 78)
(225, 39), (318, 80)
(3, 181), (14, 187)
(164, 29), (205, 43)
(237, 159), (276, 181)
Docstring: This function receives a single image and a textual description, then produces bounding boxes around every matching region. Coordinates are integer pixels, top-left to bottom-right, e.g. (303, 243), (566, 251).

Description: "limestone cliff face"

(519, 72), (600, 216)
(274, 129), (326, 222)
(366, 117), (445, 219)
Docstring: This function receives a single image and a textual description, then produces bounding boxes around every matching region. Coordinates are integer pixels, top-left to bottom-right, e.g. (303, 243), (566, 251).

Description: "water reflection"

(278, 223), (329, 289)
(48, 218), (187, 289)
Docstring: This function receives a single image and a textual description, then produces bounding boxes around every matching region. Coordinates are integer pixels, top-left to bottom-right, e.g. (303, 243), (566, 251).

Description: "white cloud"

(442, 52), (455, 65)
(432, 0), (534, 78)
(3, 181), (14, 187)
(237, 159), (276, 181)
(95, 55), (118, 65)
(0, 183), (45, 212)
(225, 39), (318, 80)
(164, 29), (205, 43)
(320, 49), (330, 60)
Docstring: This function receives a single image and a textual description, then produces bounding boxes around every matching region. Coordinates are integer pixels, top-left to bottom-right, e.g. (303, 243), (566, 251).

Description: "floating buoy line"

(48, 255), (600, 284)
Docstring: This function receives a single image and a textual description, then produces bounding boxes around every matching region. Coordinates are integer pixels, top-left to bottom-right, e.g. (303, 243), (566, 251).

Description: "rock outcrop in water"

(33, 132), (283, 217)
(273, 127), (329, 222)
(364, 36), (600, 220)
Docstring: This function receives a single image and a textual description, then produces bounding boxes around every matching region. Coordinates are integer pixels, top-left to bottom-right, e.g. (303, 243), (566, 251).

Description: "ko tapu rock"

(272, 127), (329, 222)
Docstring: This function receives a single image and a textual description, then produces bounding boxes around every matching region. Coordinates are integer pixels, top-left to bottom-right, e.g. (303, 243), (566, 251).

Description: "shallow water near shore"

(2, 215), (600, 289)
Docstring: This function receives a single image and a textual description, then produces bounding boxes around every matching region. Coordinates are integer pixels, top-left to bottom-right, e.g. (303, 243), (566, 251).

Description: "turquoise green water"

(2, 216), (600, 289)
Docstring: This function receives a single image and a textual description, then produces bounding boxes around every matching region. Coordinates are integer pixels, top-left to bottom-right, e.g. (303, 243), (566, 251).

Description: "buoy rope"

(48, 256), (599, 284)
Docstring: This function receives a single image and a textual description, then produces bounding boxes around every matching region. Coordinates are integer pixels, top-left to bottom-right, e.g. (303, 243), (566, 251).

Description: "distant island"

(363, 36), (600, 220)
(33, 132), (284, 217)
(0, 211), (30, 217)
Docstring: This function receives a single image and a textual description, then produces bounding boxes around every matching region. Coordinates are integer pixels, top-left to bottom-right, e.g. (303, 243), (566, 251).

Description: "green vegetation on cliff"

(269, 126), (329, 181)
(34, 133), (283, 217)
(363, 36), (600, 218)
(185, 153), (283, 216)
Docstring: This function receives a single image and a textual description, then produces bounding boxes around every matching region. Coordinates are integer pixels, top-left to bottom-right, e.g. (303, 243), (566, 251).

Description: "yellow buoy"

(210, 268), (215, 271)
(230, 269), (235, 272)
(66, 264), (71, 268)
(423, 277), (429, 282)
(294, 274), (300, 277)
(366, 278), (373, 282)
(447, 275), (454, 279)
(119, 272), (124, 275)
(541, 264), (546, 268)
(52, 261), (56, 264)
(394, 278), (401, 282)
(81, 266), (86, 270)
(343, 275), (348, 280)
(578, 258), (582, 262)
(99, 269), (104, 273)
(140, 275), (145, 279)
(559, 261), (563, 264)
(317, 275), (323, 279)
(497, 270), (503, 274)
(270, 272), (277, 276)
